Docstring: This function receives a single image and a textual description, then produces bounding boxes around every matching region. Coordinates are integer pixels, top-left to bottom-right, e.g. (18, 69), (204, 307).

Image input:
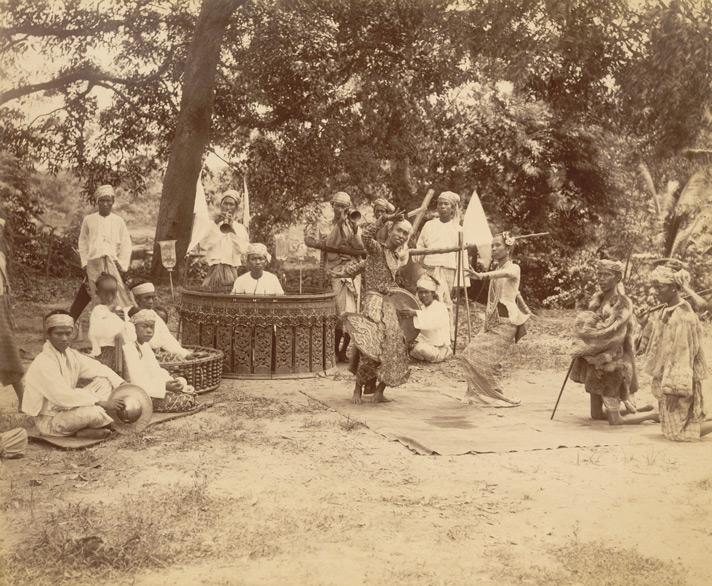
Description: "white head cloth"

(331, 191), (352, 206)
(131, 282), (156, 297)
(416, 274), (438, 292)
(373, 198), (395, 212)
(247, 242), (271, 262)
(45, 313), (74, 331)
(438, 191), (460, 206)
(131, 309), (156, 325)
(95, 184), (115, 199)
(221, 189), (240, 206)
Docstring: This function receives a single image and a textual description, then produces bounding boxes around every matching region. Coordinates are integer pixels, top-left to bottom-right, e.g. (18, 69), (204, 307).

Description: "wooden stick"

(453, 244), (462, 356)
(459, 231), (472, 342)
(551, 358), (575, 420)
(637, 287), (712, 318)
(409, 244), (480, 256)
(512, 232), (549, 241)
(408, 189), (435, 245)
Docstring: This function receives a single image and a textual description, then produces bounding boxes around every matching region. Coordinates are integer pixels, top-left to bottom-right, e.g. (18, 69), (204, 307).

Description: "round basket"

(158, 345), (224, 393)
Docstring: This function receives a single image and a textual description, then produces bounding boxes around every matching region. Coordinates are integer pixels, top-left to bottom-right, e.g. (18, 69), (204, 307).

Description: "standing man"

(198, 190), (250, 292)
(305, 191), (363, 362)
(74, 184), (134, 312)
(415, 191), (468, 340)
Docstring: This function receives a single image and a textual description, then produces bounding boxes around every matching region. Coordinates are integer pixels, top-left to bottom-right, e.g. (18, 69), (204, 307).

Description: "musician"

(343, 212), (412, 404)
(402, 274), (452, 363)
(415, 191), (469, 340)
(231, 243), (284, 295)
(304, 191), (363, 362)
(200, 190), (250, 293)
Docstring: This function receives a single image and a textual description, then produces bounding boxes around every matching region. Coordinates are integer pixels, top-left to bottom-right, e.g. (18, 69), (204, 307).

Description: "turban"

(373, 198), (395, 212)
(416, 274), (438, 292)
(45, 313), (74, 331)
(331, 191), (352, 206)
(438, 191), (460, 206)
(0, 428), (28, 459)
(221, 190), (240, 206)
(130, 309), (156, 325)
(650, 264), (690, 288)
(246, 242), (271, 262)
(131, 282), (155, 297)
(95, 184), (115, 199)
(596, 259), (624, 276)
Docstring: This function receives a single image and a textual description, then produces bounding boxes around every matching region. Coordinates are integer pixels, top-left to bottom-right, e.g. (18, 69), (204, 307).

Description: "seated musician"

(123, 309), (198, 413)
(88, 273), (133, 371)
(403, 274), (452, 363)
(22, 310), (125, 439)
(231, 243), (284, 295)
(130, 280), (192, 360)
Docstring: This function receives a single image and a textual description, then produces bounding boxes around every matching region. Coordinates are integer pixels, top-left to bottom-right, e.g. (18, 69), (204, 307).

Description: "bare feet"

(373, 390), (391, 403)
(351, 384), (363, 405)
(75, 428), (112, 439)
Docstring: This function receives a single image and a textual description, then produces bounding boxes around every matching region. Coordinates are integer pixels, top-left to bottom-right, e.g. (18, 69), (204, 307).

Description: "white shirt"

(88, 305), (134, 356)
(22, 341), (124, 416)
(488, 261), (529, 327)
(78, 212), (132, 271)
(416, 218), (460, 269)
(413, 300), (451, 347)
(231, 271), (285, 295)
(146, 310), (190, 359)
(201, 222), (249, 267)
(122, 341), (171, 399)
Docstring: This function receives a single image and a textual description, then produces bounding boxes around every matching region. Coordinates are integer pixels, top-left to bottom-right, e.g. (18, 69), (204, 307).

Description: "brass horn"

(348, 209), (362, 222)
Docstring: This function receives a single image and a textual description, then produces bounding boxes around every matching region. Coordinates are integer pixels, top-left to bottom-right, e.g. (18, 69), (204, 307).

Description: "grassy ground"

(1, 275), (711, 586)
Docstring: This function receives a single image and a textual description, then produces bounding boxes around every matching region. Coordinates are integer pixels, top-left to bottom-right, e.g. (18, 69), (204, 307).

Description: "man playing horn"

(22, 311), (126, 438)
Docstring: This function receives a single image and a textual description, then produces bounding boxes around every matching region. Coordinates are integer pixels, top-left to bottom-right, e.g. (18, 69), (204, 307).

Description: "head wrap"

(130, 309), (156, 325)
(45, 313), (74, 331)
(220, 190), (240, 206)
(596, 259), (624, 276)
(391, 218), (413, 234)
(95, 184), (115, 200)
(438, 191), (460, 206)
(246, 242), (271, 262)
(131, 282), (155, 297)
(416, 274), (438, 292)
(650, 262), (690, 288)
(373, 198), (395, 212)
(331, 191), (352, 206)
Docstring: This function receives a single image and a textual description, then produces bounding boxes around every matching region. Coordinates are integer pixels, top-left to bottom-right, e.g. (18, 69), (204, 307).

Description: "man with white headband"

(131, 280), (191, 359)
(73, 184), (134, 316)
(641, 260), (711, 441)
(22, 310), (126, 438)
(122, 309), (197, 412)
(305, 191), (363, 362)
(399, 274), (452, 363)
(415, 190), (468, 341)
(193, 190), (249, 292)
(231, 243), (284, 295)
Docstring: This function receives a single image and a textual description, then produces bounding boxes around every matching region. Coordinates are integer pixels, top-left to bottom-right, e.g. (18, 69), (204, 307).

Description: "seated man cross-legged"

(404, 274), (453, 363)
(123, 309), (198, 413)
(22, 310), (126, 439)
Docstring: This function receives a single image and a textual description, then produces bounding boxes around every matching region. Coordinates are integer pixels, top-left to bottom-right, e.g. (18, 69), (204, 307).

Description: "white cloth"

(486, 261), (529, 327)
(0, 251), (8, 296)
(413, 299), (451, 347)
(231, 271), (285, 295)
(331, 276), (361, 315)
(122, 341), (172, 399)
(34, 380), (115, 437)
(22, 341), (123, 417)
(410, 341), (452, 363)
(416, 218), (469, 288)
(78, 212), (132, 271)
(88, 304), (134, 356)
(147, 310), (190, 359)
(201, 221), (249, 267)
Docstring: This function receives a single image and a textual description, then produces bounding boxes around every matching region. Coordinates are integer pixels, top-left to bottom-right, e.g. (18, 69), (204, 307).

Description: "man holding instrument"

(305, 191), (363, 362)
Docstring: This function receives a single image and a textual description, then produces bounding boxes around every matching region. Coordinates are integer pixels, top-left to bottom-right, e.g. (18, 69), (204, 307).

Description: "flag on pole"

(462, 189), (493, 268)
(242, 173), (250, 234)
(187, 173), (213, 253)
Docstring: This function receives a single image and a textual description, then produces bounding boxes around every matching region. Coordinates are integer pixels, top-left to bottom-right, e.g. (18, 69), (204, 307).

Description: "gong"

(388, 287), (422, 342)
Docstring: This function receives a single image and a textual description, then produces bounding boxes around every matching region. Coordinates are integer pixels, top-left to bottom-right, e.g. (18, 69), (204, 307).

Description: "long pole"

(551, 358), (575, 420)
(459, 231), (472, 342)
(453, 244), (462, 355)
(168, 270), (175, 301)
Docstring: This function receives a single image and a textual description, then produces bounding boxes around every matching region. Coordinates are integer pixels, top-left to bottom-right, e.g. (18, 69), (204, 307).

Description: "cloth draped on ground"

(570, 284), (638, 410)
(0, 427), (27, 458)
(644, 300), (707, 441)
(343, 220), (410, 388)
(0, 252), (23, 386)
(457, 260), (530, 407)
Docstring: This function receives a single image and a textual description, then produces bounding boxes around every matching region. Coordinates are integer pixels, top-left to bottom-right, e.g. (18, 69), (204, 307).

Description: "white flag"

(242, 173), (250, 233)
(462, 190), (493, 269)
(187, 173), (213, 253)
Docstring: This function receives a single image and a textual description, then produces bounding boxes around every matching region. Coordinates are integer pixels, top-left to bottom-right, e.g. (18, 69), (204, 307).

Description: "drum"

(388, 287), (421, 342)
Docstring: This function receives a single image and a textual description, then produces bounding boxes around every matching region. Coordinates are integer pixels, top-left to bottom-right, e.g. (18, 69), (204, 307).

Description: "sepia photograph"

(0, 0), (711, 584)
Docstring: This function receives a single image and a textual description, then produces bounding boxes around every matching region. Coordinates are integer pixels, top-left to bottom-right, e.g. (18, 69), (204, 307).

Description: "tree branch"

(0, 20), (125, 39)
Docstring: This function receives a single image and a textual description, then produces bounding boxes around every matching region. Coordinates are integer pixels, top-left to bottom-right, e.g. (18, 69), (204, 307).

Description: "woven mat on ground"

(28, 401), (213, 450)
(302, 370), (663, 455)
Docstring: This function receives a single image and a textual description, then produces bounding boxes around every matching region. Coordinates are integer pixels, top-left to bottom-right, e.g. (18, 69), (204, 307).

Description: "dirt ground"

(1, 285), (711, 586)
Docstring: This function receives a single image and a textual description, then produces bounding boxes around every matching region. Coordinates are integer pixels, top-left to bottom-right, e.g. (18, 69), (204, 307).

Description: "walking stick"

(551, 358), (575, 420)
(452, 245), (462, 355)
(459, 230), (472, 342)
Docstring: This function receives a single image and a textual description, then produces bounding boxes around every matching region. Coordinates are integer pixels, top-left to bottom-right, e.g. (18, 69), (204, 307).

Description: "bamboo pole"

(459, 230), (472, 343)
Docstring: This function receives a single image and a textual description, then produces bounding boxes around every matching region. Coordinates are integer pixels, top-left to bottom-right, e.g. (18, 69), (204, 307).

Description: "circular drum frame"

(178, 289), (338, 379)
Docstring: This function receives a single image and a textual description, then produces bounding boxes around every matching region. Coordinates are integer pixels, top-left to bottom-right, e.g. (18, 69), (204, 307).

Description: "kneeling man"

(404, 275), (452, 363)
(123, 309), (198, 412)
(22, 310), (125, 438)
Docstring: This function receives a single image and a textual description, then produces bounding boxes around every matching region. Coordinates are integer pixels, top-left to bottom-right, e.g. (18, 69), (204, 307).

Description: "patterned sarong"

(0, 295), (23, 385)
(202, 263), (239, 293)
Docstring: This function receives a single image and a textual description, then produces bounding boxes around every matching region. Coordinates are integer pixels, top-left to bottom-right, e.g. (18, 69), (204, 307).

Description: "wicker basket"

(159, 345), (224, 393)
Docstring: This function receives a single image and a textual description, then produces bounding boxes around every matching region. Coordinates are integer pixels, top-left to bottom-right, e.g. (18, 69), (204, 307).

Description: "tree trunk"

(151, 0), (243, 280)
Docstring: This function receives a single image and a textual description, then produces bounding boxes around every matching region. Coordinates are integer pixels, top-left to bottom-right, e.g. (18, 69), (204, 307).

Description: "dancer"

(460, 232), (529, 406)
(343, 212), (411, 404)
(642, 262), (710, 441)
(570, 259), (656, 425)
